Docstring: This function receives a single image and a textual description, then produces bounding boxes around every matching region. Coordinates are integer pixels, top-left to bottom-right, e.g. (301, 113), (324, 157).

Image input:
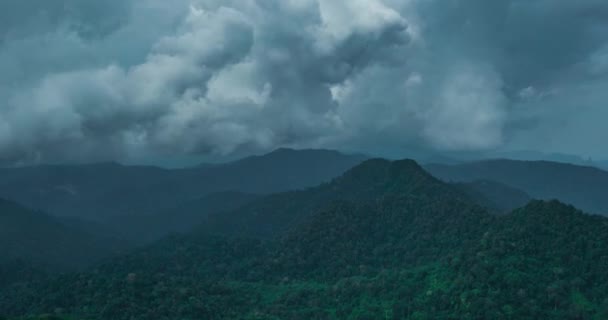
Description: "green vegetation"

(5, 316), (74, 320)
(2, 159), (608, 319)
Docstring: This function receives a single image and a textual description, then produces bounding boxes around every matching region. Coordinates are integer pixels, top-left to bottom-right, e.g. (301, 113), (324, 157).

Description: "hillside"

(0, 199), (124, 271)
(0, 149), (366, 242)
(183, 148), (369, 194)
(0, 158), (487, 318)
(0, 149), (365, 221)
(426, 159), (608, 215)
(109, 192), (260, 243)
(3, 160), (608, 319)
(198, 158), (470, 239)
(455, 180), (532, 212)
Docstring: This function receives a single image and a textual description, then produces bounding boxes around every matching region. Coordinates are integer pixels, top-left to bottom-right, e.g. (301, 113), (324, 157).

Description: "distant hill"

(0, 148), (367, 240)
(184, 148), (369, 194)
(455, 180), (532, 212)
(426, 159), (608, 215)
(0, 162), (177, 220)
(109, 192), (260, 243)
(0, 198), (124, 271)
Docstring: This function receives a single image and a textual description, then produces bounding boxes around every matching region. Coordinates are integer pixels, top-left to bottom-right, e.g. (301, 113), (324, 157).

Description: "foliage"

(0, 199), (122, 271)
(2, 159), (608, 319)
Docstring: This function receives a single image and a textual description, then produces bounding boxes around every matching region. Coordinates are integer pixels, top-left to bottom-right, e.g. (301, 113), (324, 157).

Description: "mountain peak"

(199, 157), (465, 239)
(340, 158), (437, 184)
(329, 158), (453, 200)
(390, 158), (429, 175)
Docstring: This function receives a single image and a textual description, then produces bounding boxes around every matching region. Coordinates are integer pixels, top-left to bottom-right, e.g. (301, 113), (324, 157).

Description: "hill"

(3, 160), (608, 319)
(426, 159), (608, 215)
(455, 180), (532, 212)
(183, 148), (369, 194)
(109, 192), (260, 243)
(197, 158), (471, 239)
(0, 199), (124, 272)
(0, 149), (366, 241)
(0, 159), (486, 318)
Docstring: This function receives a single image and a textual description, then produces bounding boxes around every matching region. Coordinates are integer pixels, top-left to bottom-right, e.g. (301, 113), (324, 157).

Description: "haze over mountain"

(0, 198), (124, 271)
(455, 179), (532, 213)
(112, 191), (260, 243)
(426, 159), (608, 215)
(0, 149), (366, 235)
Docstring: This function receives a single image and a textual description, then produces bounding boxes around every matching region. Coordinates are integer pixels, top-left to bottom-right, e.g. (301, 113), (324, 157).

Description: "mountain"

(184, 148), (369, 194)
(486, 150), (608, 171)
(0, 159), (488, 318)
(109, 192), (260, 243)
(455, 180), (532, 212)
(0, 162), (177, 220)
(426, 159), (608, 215)
(0, 198), (124, 271)
(198, 158), (471, 239)
(0, 148), (367, 241)
(4, 159), (608, 319)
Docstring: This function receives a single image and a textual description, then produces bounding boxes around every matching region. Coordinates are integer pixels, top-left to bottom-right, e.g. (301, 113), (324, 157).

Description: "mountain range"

(2, 157), (608, 319)
(426, 159), (608, 215)
(0, 148), (367, 243)
(3, 149), (608, 270)
(0, 199), (124, 272)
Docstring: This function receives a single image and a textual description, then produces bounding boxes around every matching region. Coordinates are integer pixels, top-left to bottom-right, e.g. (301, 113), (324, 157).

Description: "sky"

(1, 0), (608, 166)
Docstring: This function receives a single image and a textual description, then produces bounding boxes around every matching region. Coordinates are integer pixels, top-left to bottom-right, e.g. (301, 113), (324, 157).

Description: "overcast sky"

(1, 0), (608, 165)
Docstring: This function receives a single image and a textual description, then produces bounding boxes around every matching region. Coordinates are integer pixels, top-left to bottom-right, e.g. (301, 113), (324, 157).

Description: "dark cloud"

(0, 0), (134, 45)
(1, 0), (608, 165)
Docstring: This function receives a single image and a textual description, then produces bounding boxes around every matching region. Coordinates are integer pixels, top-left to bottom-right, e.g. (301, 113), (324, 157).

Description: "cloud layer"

(1, 0), (608, 164)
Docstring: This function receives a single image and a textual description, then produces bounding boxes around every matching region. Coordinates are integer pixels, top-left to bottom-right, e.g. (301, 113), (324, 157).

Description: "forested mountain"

(3, 159), (608, 319)
(0, 199), (124, 272)
(426, 159), (608, 215)
(197, 158), (468, 239)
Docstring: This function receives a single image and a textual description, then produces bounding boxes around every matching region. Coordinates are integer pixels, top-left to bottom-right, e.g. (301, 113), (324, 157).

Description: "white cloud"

(422, 64), (506, 150)
(2, 0), (608, 163)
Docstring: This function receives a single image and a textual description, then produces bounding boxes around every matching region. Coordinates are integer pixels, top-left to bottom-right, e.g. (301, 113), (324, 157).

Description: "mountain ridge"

(0, 148), (368, 245)
(197, 158), (466, 239)
(3, 159), (608, 319)
(426, 158), (608, 215)
(0, 198), (125, 271)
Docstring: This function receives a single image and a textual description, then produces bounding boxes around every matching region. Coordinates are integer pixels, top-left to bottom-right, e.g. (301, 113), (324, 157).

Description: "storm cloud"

(1, 0), (608, 164)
